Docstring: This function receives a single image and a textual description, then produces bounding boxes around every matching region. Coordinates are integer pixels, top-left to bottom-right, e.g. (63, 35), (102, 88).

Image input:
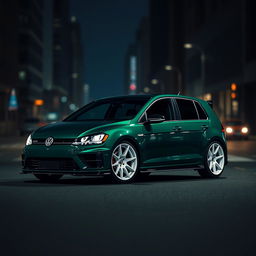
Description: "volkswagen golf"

(22, 95), (227, 183)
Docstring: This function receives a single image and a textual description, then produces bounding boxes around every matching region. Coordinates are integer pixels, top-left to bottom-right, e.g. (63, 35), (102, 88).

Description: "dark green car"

(22, 94), (227, 183)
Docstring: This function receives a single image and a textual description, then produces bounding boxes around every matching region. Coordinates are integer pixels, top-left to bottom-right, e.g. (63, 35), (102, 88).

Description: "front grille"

(79, 153), (103, 168)
(32, 138), (74, 145)
(25, 158), (79, 170)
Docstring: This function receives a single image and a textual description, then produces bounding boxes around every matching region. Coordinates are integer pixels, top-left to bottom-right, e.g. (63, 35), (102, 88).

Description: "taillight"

(221, 124), (225, 133)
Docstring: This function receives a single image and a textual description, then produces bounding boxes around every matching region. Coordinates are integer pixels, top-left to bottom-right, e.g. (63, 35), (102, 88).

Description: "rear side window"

(194, 101), (208, 120)
(175, 99), (198, 120)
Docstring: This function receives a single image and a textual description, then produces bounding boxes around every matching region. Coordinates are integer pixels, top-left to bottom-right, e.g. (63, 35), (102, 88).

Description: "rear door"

(173, 98), (209, 163)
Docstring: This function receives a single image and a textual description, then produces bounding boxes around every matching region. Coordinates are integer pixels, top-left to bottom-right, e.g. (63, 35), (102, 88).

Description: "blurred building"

(149, 0), (185, 94)
(51, 0), (71, 116)
(18, 0), (45, 118)
(183, 0), (256, 133)
(125, 0), (185, 95)
(0, 1), (19, 135)
(0, 0), (44, 135)
(70, 16), (84, 108)
(135, 17), (151, 94)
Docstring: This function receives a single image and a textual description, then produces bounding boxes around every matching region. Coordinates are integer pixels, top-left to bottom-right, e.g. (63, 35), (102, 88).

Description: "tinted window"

(76, 103), (111, 121)
(195, 101), (208, 120)
(65, 99), (148, 121)
(146, 99), (173, 120)
(176, 99), (198, 120)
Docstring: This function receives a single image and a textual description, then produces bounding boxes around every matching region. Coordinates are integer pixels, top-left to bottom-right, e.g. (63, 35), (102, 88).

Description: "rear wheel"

(198, 141), (225, 178)
(110, 142), (139, 183)
(34, 174), (63, 182)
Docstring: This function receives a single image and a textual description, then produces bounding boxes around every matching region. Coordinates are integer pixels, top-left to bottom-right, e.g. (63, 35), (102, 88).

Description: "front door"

(140, 98), (183, 167)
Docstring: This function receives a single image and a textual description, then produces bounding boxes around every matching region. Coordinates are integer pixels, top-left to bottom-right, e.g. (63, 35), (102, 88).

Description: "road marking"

(228, 154), (255, 162)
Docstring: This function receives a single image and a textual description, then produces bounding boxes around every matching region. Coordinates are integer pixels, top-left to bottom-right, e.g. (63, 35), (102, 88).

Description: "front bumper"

(22, 144), (112, 175)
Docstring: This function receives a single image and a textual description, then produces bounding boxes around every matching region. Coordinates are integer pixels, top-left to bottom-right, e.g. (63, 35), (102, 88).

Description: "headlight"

(226, 127), (233, 134)
(73, 134), (109, 145)
(241, 127), (248, 134)
(26, 134), (32, 146)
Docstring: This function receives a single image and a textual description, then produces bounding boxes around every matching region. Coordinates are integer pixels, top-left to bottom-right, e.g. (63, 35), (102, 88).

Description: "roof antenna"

(177, 91), (181, 95)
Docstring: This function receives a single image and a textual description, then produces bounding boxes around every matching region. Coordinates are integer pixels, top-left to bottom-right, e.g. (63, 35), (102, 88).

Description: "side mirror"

(145, 114), (165, 124)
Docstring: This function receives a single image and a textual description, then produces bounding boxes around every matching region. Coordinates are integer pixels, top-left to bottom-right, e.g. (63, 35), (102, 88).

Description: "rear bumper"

(22, 144), (112, 175)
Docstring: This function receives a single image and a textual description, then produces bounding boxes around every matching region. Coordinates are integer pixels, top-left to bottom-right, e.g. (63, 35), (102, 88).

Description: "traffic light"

(231, 83), (237, 99)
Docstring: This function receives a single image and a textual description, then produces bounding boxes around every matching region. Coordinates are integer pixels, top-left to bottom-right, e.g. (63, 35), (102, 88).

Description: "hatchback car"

(22, 95), (227, 183)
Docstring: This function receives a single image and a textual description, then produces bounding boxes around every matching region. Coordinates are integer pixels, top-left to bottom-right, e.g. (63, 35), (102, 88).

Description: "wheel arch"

(112, 135), (141, 165)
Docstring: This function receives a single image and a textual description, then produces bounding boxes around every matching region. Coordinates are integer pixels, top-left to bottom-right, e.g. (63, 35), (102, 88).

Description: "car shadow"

(0, 173), (226, 187)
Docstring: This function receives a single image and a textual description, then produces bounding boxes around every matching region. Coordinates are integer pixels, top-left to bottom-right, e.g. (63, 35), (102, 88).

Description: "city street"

(0, 137), (256, 256)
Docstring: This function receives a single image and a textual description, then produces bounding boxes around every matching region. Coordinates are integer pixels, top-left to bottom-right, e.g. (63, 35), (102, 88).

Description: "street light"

(184, 43), (206, 96)
(151, 79), (164, 93)
(164, 65), (182, 93)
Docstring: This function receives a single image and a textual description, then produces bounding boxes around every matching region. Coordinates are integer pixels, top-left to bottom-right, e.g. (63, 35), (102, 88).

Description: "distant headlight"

(26, 134), (32, 146)
(241, 127), (248, 134)
(73, 134), (109, 145)
(226, 127), (233, 134)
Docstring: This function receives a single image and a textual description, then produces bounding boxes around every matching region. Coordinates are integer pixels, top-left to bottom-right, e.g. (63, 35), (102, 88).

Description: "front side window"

(175, 99), (198, 120)
(146, 99), (173, 121)
(64, 99), (149, 121)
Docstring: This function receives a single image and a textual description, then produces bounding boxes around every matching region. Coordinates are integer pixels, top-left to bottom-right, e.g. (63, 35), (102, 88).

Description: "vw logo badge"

(45, 137), (54, 147)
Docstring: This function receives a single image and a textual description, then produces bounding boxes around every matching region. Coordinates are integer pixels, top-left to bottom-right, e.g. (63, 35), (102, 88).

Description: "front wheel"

(110, 142), (139, 183)
(198, 141), (225, 178)
(34, 174), (63, 182)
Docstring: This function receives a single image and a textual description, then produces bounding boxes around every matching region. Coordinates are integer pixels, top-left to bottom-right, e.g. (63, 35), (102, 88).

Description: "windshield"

(64, 99), (149, 121)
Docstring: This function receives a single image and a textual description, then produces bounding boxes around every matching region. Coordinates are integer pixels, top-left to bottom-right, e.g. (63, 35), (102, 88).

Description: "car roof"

(95, 94), (202, 102)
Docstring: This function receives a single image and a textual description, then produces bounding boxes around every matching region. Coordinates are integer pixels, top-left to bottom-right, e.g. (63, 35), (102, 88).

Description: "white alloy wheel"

(207, 142), (225, 175)
(111, 143), (138, 181)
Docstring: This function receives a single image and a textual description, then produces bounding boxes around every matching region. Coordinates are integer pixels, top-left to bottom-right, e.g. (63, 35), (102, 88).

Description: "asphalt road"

(0, 137), (256, 256)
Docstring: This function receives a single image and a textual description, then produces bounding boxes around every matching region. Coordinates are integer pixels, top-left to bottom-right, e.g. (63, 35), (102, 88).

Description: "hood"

(33, 120), (115, 138)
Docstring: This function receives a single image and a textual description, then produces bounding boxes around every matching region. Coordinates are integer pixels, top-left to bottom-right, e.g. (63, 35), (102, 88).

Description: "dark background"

(1, 0), (256, 135)
(1, 1), (256, 255)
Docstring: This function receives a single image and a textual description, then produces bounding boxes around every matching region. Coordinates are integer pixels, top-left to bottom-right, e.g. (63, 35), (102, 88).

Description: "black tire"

(110, 141), (139, 183)
(198, 141), (225, 178)
(34, 174), (63, 182)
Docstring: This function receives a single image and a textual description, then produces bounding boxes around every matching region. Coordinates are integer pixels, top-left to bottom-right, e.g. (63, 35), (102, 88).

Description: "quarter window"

(176, 99), (198, 120)
(195, 101), (208, 120)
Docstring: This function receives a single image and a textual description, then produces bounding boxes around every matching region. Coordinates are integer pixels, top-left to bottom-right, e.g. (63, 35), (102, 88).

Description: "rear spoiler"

(207, 100), (213, 109)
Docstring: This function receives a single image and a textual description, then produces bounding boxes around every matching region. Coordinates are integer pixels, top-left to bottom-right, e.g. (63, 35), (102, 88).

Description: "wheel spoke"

(118, 145), (122, 157)
(123, 145), (130, 156)
(209, 161), (213, 170)
(126, 157), (136, 162)
(215, 161), (222, 170)
(112, 161), (119, 167)
(123, 166), (129, 177)
(213, 162), (216, 172)
(126, 164), (135, 173)
(113, 153), (119, 161)
(120, 168), (124, 179)
(115, 165), (120, 175)
(215, 155), (223, 160)
(214, 145), (220, 154)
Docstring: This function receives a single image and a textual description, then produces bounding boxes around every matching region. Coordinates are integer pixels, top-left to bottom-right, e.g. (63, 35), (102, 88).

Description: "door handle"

(201, 125), (209, 130)
(172, 126), (182, 131)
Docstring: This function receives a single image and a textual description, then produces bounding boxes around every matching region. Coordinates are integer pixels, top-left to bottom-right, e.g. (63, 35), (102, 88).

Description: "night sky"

(70, 0), (149, 100)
